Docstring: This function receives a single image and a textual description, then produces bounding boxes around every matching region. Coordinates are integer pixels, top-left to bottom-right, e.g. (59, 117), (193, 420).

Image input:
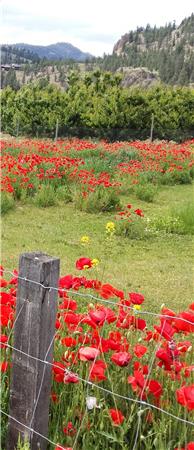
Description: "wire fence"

(1, 265), (194, 450)
(10, 124), (194, 143)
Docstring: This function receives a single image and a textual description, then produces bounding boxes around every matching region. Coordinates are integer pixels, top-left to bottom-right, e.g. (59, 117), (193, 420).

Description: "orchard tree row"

(1, 71), (194, 140)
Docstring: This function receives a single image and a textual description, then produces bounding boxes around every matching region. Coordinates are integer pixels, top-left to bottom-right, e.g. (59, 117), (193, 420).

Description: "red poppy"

(156, 347), (181, 372)
(78, 347), (100, 361)
(129, 292), (145, 305)
(0, 334), (8, 348)
(78, 334), (91, 345)
(0, 361), (9, 372)
(52, 361), (66, 376)
(59, 275), (73, 290)
(187, 443), (194, 450)
(177, 341), (192, 353)
(99, 283), (116, 299)
(0, 292), (13, 305)
(176, 384), (194, 411)
(63, 312), (81, 325)
(109, 408), (124, 426)
(161, 307), (176, 322)
(133, 317), (147, 331)
(61, 337), (77, 347)
(134, 209), (144, 217)
(184, 365), (194, 378)
(51, 392), (59, 403)
(0, 279), (8, 288)
(9, 270), (18, 285)
(174, 311), (194, 333)
(148, 380), (163, 398)
(111, 351), (132, 367)
(89, 309), (106, 325)
(64, 371), (79, 384)
(55, 446), (73, 450)
(134, 344), (147, 358)
(89, 360), (107, 382)
(76, 257), (93, 270)
(63, 422), (76, 436)
(154, 321), (175, 341)
(59, 298), (77, 311)
(128, 369), (146, 394)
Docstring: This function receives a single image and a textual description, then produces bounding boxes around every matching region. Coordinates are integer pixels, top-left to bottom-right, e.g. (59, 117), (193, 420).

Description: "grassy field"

(1, 184), (193, 313)
(1, 137), (194, 450)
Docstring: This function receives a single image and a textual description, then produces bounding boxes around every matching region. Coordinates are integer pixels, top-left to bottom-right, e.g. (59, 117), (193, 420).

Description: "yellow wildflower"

(105, 222), (116, 234)
(80, 235), (90, 244)
(133, 304), (141, 311)
(91, 258), (100, 267)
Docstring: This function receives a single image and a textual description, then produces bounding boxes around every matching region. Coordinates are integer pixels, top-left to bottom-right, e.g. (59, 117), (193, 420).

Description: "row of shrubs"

(1, 180), (158, 214)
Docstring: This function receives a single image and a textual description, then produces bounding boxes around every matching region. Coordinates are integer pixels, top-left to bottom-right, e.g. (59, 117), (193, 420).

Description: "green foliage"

(56, 185), (73, 203)
(135, 183), (158, 202)
(158, 169), (192, 185)
(190, 166), (194, 179)
(34, 184), (57, 208)
(148, 202), (194, 235)
(115, 216), (149, 239)
(1, 76), (194, 140)
(171, 202), (194, 234)
(115, 148), (141, 163)
(148, 215), (183, 234)
(74, 186), (121, 213)
(1, 191), (15, 215)
(16, 436), (30, 450)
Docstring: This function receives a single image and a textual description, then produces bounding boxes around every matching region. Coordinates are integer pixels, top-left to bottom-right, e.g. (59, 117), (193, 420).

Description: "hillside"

(101, 14), (194, 85)
(1, 15), (194, 89)
(2, 42), (93, 62)
(117, 67), (160, 88)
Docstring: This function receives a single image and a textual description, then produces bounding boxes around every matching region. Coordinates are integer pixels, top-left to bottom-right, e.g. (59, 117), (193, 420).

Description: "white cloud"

(1, 0), (194, 56)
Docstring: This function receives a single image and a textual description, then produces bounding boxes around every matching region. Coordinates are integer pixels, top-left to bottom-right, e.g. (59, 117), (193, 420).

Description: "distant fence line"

(10, 124), (194, 143)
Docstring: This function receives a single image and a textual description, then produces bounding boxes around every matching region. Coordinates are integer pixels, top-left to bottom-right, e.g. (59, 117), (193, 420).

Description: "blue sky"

(2, 0), (194, 56)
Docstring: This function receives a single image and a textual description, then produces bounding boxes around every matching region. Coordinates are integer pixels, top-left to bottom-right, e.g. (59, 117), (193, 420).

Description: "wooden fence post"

(150, 113), (154, 142)
(7, 252), (60, 450)
(54, 119), (59, 142)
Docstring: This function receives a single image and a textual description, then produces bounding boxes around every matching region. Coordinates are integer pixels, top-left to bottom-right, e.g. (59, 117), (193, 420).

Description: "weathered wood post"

(16, 119), (20, 138)
(150, 113), (154, 142)
(55, 119), (59, 142)
(7, 252), (60, 450)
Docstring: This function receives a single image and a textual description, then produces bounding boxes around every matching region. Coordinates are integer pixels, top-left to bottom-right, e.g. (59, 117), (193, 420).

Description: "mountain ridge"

(2, 42), (93, 62)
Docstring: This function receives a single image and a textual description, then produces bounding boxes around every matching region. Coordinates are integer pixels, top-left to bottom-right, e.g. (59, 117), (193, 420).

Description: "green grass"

(171, 201), (194, 234)
(1, 192), (15, 215)
(1, 184), (193, 313)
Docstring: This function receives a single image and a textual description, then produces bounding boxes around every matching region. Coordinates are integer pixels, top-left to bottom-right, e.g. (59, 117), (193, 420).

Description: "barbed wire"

(2, 269), (194, 326)
(132, 319), (166, 450)
(1, 267), (194, 450)
(0, 410), (65, 450)
(1, 340), (194, 427)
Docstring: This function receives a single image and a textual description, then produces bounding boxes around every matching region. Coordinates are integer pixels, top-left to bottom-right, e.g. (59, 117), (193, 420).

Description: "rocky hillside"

(117, 67), (160, 88)
(102, 15), (194, 85)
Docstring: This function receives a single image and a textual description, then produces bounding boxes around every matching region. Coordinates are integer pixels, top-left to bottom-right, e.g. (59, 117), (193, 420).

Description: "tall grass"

(74, 186), (121, 213)
(1, 192), (15, 215)
(135, 183), (158, 203)
(171, 201), (194, 235)
(34, 184), (57, 208)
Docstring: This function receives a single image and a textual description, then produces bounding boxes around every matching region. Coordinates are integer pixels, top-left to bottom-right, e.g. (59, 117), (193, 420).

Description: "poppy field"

(1, 137), (194, 449)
